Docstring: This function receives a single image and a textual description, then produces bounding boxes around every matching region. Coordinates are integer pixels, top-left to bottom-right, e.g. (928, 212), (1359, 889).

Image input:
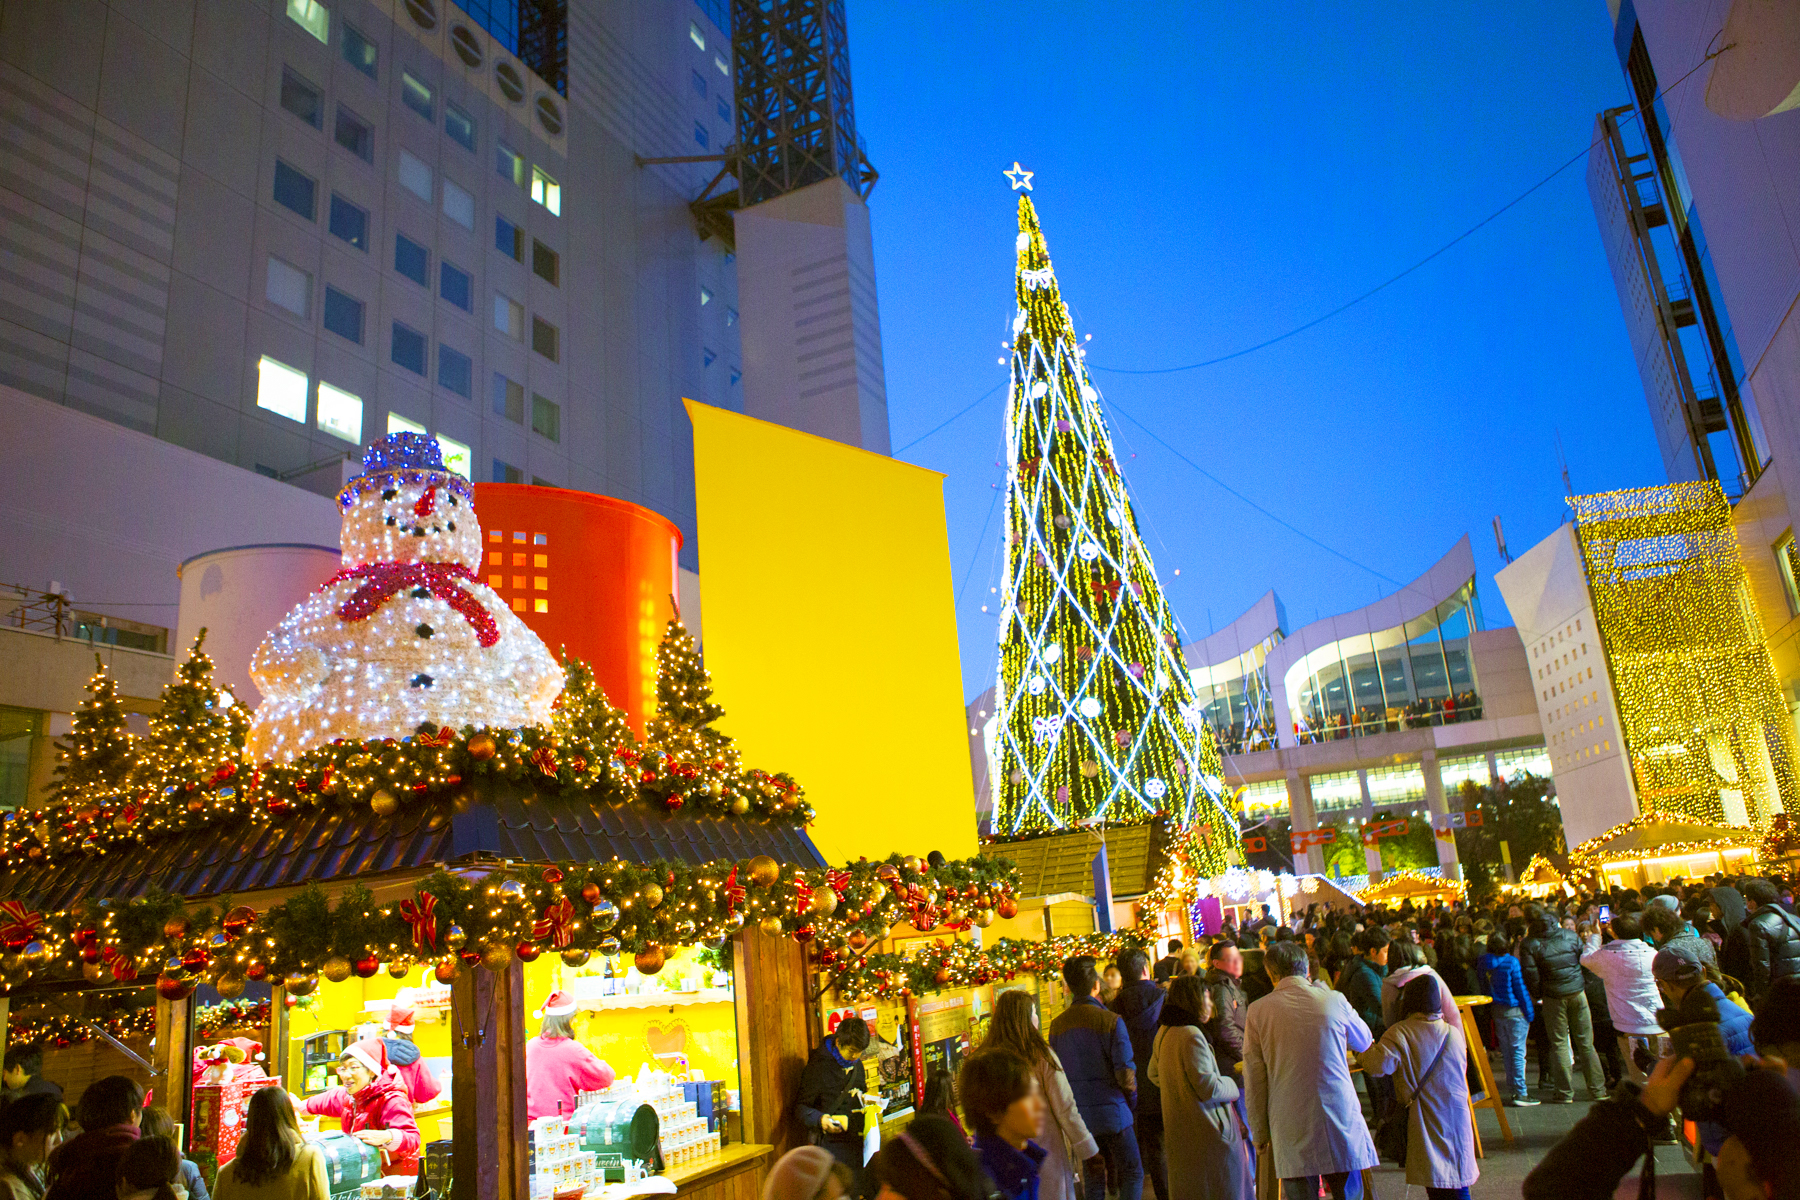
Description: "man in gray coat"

(1245, 941), (1379, 1200)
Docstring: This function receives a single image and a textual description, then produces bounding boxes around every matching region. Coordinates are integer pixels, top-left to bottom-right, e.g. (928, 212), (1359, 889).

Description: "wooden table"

(1453, 995), (1513, 1153)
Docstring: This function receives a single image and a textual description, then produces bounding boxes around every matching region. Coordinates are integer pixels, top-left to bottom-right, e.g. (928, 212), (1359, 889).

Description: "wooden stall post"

(451, 962), (528, 1200)
(732, 926), (815, 1155)
(270, 984), (289, 1086)
(0, 996), (10, 1061)
(153, 990), (196, 1124)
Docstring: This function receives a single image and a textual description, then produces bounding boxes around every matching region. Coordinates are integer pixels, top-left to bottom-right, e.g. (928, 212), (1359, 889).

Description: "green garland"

(825, 929), (1154, 1000)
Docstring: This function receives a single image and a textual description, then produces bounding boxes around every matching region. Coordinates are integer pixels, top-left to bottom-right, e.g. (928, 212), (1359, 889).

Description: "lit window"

(689, 21), (705, 49)
(440, 261), (472, 311)
(401, 72), (433, 121)
(329, 195), (369, 250)
(496, 143), (526, 188)
(533, 554), (547, 567)
(442, 178), (475, 229)
(534, 598), (548, 613)
(316, 382), (363, 442)
(496, 215), (524, 261)
(726, 306), (737, 326)
(266, 257), (311, 317)
(280, 68), (323, 128)
(388, 412), (426, 436)
(395, 234), (430, 286)
(335, 107), (374, 161)
(438, 344), (473, 398)
(390, 322), (427, 375)
(256, 356), (309, 423)
(533, 576), (548, 590)
(489, 575), (502, 587)
(288, 0), (329, 44)
(493, 373), (524, 422)
(700, 286), (712, 306)
(531, 315), (558, 362)
(398, 150), (432, 203)
(273, 160), (316, 220)
(437, 435), (471, 478)
(322, 286), (364, 344)
(494, 293), (524, 340)
(530, 167), (560, 216)
(445, 104), (476, 153)
(714, 54), (729, 77)
(1777, 532), (1800, 616)
(531, 393), (559, 442)
(343, 23), (377, 78)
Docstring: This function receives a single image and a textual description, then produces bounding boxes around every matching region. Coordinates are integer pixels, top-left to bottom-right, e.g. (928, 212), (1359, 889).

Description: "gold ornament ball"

(370, 789), (401, 817)
(641, 882), (665, 909)
(482, 942), (515, 972)
(708, 780), (723, 797)
(388, 959), (413, 980)
(21, 941), (51, 968)
(748, 855), (780, 888)
(728, 795), (749, 815)
(560, 947), (591, 968)
(444, 924), (467, 951)
(163, 915), (189, 941)
(214, 972), (247, 998)
(1080, 760), (1100, 779)
(867, 882), (888, 905)
(321, 956), (354, 984)
(759, 916), (785, 937)
(82, 961), (105, 983)
(467, 733), (498, 761)
(284, 973), (319, 997)
(435, 960), (461, 984)
(809, 890), (838, 918)
(903, 855), (923, 875)
(633, 945), (666, 975)
(973, 908), (996, 928)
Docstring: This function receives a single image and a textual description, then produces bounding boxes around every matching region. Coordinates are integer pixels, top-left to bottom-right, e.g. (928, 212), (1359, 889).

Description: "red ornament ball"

(516, 942), (541, 963)
(996, 897), (1019, 920)
(156, 973), (195, 1001)
(352, 954), (380, 979)
(581, 882), (602, 905)
(542, 866), (565, 884)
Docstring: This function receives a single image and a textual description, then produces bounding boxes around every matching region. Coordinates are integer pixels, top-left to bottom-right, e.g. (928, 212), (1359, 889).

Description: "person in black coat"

(1109, 947), (1167, 1200)
(795, 1017), (871, 1191)
(1741, 878), (1800, 1003)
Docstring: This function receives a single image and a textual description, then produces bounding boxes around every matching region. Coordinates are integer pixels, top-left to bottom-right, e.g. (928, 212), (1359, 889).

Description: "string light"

(1568, 808), (1763, 873)
(989, 189), (1237, 864)
(1356, 869), (1467, 904)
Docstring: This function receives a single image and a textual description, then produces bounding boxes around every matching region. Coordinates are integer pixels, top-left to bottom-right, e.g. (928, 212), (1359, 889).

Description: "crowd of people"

(771, 869), (1800, 1200)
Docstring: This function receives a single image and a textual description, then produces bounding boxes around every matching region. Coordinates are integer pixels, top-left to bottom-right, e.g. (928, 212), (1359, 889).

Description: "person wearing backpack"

(1357, 976), (1477, 1200)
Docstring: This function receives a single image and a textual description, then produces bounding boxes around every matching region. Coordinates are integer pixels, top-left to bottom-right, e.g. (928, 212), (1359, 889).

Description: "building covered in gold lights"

(1497, 482), (1800, 875)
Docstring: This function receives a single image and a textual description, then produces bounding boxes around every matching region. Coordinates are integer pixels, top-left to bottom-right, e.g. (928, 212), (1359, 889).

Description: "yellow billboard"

(685, 401), (977, 864)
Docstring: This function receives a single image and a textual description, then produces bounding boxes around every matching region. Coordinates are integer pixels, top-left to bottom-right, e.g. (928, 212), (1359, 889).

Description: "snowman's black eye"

(382, 488), (397, 500)
(385, 516), (396, 526)
(447, 521), (456, 531)
(449, 496), (459, 508)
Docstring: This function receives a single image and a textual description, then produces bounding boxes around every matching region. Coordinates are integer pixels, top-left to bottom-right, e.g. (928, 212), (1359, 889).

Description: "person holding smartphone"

(797, 1018), (871, 1189)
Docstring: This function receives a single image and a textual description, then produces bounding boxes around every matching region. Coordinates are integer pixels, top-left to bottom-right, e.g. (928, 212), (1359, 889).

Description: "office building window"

(328, 195), (369, 250)
(531, 393), (560, 442)
(729, 367), (740, 386)
(288, 0), (329, 43)
(388, 411), (426, 436)
(714, 54), (729, 76)
(266, 257), (311, 317)
(322, 286), (365, 344)
(395, 234), (430, 286)
(401, 72), (434, 121)
(335, 107), (374, 161)
(689, 20), (705, 49)
(495, 293), (524, 340)
(493, 373), (524, 422)
(316, 382), (363, 442)
(442, 179), (474, 229)
(532, 240), (558, 285)
(273, 160), (317, 220)
(496, 143), (526, 188)
(693, 122), (708, 149)
(716, 97), (730, 123)
(691, 70), (707, 98)
(530, 167), (559, 215)
(440, 261), (473, 311)
(280, 68), (323, 128)
(531, 316), (558, 362)
(699, 286), (712, 306)
(445, 104), (476, 153)
(438, 344), (473, 398)
(398, 150), (432, 202)
(437, 434), (471, 477)
(496, 215), (523, 261)
(391, 321), (427, 375)
(343, 22), (377, 77)
(1778, 532), (1800, 617)
(725, 306), (737, 326)
(493, 458), (523, 484)
(256, 356), (309, 423)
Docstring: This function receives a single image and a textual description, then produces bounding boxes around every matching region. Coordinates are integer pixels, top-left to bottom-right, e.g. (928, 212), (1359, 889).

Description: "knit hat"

(536, 991), (577, 1019)
(385, 1004), (416, 1035)
(762, 1146), (836, 1200)
(1647, 894), (1681, 913)
(1651, 943), (1705, 985)
(342, 1037), (390, 1078)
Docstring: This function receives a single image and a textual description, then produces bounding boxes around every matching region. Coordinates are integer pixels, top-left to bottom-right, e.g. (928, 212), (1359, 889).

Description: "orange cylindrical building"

(471, 484), (682, 733)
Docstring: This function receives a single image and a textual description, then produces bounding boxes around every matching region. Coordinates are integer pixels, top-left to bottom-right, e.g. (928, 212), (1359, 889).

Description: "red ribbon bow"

(399, 892), (438, 952)
(327, 562), (498, 647)
(825, 869), (851, 900)
(531, 746), (559, 776)
(533, 898), (576, 949)
(420, 726), (456, 747)
(0, 901), (44, 947)
(723, 867), (746, 918)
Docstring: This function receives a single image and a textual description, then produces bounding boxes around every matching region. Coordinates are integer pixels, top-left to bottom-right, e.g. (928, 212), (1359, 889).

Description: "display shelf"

(576, 989), (734, 1011)
(660, 1143), (773, 1191)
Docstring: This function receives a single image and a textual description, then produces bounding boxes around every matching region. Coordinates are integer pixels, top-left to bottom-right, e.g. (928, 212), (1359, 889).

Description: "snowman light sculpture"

(247, 432), (562, 762)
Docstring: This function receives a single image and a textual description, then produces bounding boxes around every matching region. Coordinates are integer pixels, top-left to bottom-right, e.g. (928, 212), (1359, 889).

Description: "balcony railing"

(1294, 691), (1484, 745)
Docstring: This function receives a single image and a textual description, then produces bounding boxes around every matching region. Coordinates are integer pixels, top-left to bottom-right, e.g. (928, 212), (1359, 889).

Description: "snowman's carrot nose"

(412, 485), (438, 518)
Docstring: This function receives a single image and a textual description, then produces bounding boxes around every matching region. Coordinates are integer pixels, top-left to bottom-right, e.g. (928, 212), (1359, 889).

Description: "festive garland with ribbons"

(7, 998), (272, 1049)
(826, 930), (1155, 1000)
(0, 853), (1022, 998)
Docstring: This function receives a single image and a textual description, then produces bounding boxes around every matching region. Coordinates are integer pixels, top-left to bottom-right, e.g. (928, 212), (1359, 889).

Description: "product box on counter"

(192, 1075), (280, 1163)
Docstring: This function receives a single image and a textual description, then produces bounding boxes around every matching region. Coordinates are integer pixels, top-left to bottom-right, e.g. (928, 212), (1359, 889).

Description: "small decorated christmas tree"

(550, 654), (637, 794)
(47, 657), (136, 806)
(131, 630), (246, 821)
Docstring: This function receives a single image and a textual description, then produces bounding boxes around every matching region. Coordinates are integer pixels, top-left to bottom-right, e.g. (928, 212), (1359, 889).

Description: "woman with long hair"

(868, 1114), (992, 1200)
(215, 1088), (328, 1200)
(978, 990), (1093, 1200)
(1151, 976), (1248, 1200)
(114, 1137), (183, 1200)
(915, 1069), (966, 1142)
(0, 1094), (63, 1200)
(524, 992), (615, 1122)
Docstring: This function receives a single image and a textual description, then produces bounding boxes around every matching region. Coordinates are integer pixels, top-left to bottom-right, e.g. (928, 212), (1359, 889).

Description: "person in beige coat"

(1150, 977), (1250, 1200)
(980, 990), (1098, 1200)
(1356, 976), (1479, 1197)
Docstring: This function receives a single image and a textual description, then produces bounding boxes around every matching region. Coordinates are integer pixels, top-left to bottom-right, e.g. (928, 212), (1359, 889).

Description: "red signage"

(1290, 826), (1338, 852)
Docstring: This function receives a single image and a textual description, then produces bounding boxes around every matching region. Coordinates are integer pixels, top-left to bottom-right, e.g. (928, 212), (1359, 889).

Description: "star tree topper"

(1004, 162), (1034, 192)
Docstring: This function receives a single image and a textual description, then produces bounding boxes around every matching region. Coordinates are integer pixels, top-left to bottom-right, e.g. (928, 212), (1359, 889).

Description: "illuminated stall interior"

(1571, 810), (1763, 889)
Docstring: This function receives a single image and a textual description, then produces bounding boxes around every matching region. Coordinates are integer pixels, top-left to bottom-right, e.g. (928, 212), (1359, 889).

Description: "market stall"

(1356, 869), (1468, 907)
(1510, 854), (1571, 900)
(1569, 810), (1763, 889)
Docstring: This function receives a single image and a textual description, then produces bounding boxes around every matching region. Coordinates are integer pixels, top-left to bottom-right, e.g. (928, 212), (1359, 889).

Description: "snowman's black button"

(415, 624), (433, 638)
(411, 587), (430, 599)
(410, 674), (434, 688)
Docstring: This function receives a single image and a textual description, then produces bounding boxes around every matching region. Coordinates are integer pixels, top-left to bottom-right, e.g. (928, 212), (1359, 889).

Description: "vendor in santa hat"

(294, 1037), (422, 1175)
(379, 1002), (442, 1106)
(192, 1036), (268, 1086)
(525, 992), (615, 1121)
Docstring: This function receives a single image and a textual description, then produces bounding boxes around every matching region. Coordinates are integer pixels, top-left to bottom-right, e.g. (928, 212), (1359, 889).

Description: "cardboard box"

(192, 1075), (280, 1163)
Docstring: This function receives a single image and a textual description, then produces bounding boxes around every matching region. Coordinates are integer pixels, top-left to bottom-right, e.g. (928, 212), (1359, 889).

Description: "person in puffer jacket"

(1475, 936), (1536, 1105)
(1108, 948), (1168, 1200)
(1520, 908), (1606, 1103)
(295, 1038), (422, 1176)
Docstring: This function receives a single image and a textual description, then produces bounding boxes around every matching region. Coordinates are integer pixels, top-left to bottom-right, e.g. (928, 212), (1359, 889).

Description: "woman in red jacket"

(294, 1038), (422, 1175)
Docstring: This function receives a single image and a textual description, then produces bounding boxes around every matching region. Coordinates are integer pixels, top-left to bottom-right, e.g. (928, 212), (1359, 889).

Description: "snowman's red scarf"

(326, 562), (499, 647)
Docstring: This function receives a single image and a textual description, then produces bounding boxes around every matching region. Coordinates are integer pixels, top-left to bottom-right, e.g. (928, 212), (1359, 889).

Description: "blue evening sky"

(847, 1), (1671, 702)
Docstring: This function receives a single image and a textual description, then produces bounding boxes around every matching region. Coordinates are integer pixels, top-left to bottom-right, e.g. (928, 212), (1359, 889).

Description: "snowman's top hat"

(339, 431), (476, 508)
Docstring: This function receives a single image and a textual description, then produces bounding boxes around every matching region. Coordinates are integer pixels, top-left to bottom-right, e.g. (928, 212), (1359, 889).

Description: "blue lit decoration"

(339, 433), (475, 509)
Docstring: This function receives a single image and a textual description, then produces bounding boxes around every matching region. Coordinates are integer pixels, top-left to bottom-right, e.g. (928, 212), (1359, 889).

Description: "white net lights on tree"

(247, 433), (562, 761)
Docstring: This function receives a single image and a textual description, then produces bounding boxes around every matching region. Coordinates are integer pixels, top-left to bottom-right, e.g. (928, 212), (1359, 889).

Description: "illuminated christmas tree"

(550, 654), (637, 798)
(990, 168), (1239, 867)
(48, 657), (136, 806)
(131, 630), (250, 822)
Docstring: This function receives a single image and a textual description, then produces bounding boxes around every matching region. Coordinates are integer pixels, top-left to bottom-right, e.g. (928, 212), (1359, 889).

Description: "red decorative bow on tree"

(0, 901), (44, 948)
(419, 726), (456, 747)
(534, 898), (576, 948)
(399, 892), (438, 952)
(723, 867), (746, 919)
(531, 747), (559, 776)
(825, 869), (851, 900)
(328, 562), (498, 647)
(791, 879), (815, 917)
